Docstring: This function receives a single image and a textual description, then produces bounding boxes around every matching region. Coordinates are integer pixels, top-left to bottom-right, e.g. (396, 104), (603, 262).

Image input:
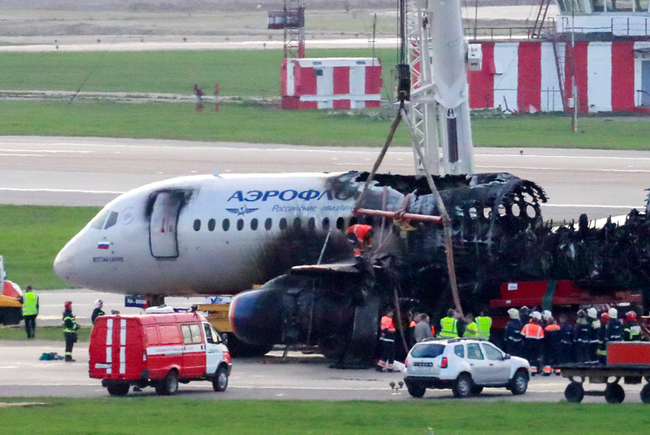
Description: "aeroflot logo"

(227, 189), (354, 202)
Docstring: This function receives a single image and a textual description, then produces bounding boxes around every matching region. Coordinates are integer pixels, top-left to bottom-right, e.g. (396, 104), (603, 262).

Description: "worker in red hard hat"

(623, 311), (642, 341)
(346, 224), (374, 258)
(597, 312), (610, 365)
(62, 301), (80, 362)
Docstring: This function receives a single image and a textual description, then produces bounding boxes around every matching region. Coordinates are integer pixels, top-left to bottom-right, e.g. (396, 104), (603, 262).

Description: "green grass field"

(0, 48), (399, 97)
(0, 398), (648, 434)
(0, 326), (90, 342)
(1, 100), (649, 149)
(0, 205), (100, 289)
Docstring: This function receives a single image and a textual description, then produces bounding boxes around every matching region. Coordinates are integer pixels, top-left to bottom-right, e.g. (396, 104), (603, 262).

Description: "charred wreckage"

(229, 171), (650, 366)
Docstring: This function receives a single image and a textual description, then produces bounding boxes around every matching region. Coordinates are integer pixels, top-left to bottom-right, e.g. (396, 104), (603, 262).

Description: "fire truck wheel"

(107, 382), (130, 396)
(640, 383), (650, 404)
(213, 366), (229, 392)
(564, 382), (584, 403)
(604, 383), (625, 404)
(156, 371), (179, 395)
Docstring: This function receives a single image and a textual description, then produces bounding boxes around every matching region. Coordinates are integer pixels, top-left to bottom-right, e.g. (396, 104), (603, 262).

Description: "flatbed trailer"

(559, 342), (650, 403)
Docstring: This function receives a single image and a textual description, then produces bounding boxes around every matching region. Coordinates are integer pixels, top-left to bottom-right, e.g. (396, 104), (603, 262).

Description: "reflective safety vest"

(380, 315), (396, 342)
(63, 316), (79, 333)
(522, 323), (544, 339)
(346, 225), (373, 249)
(22, 292), (38, 316)
(476, 316), (492, 339)
(439, 317), (458, 338)
(464, 322), (478, 337)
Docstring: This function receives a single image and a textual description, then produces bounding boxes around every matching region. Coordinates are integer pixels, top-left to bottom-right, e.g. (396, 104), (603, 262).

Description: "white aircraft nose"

(53, 243), (77, 284)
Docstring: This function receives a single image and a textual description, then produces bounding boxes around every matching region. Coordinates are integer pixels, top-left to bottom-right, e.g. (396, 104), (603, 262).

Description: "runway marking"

(0, 153), (47, 157)
(478, 165), (650, 173)
(0, 149), (91, 154)
(0, 188), (124, 194)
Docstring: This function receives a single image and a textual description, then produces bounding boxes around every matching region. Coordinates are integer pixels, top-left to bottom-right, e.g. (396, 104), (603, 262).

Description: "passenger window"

(182, 325), (193, 344)
(193, 219), (201, 231)
(251, 218), (258, 230)
(222, 219), (230, 231)
(90, 209), (110, 229)
(208, 219), (216, 231)
(467, 343), (484, 360)
(204, 323), (221, 344)
(482, 343), (504, 361)
(104, 211), (119, 229)
(336, 217), (344, 231)
(454, 345), (465, 358)
(237, 219), (244, 231)
(265, 218), (272, 230)
(322, 217), (330, 231)
(294, 217), (301, 230)
(280, 218), (287, 230)
(189, 324), (203, 343)
(308, 217), (315, 231)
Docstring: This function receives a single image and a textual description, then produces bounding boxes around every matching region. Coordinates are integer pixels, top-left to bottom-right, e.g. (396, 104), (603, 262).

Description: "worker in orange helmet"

(346, 224), (374, 258)
(376, 308), (396, 372)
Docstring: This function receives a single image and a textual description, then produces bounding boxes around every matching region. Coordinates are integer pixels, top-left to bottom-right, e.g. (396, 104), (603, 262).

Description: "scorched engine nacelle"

(229, 267), (383, 366)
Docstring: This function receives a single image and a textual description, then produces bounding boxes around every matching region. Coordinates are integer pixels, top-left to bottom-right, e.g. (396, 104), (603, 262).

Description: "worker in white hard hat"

(504, 308), (523, 357)
(91, 299), (105, 325)
(587, 307), (601, 364)
(521, 311), (545, 373)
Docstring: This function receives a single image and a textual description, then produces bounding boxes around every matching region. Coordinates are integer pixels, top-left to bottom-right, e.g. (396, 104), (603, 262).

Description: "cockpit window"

(104, 211), (119, 230)
(90, 209), (110, 229)
(90, 209), (119, 230)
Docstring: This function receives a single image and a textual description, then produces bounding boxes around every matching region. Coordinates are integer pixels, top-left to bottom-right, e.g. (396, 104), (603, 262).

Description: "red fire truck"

(89, 309), (231, 396)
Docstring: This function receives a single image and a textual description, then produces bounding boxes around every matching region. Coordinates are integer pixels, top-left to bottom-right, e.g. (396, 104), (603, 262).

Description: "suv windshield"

(411, 343), (445, 359)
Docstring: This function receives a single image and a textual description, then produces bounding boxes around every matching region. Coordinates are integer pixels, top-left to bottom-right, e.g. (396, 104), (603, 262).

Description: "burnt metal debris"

(238, 171), (650, 365)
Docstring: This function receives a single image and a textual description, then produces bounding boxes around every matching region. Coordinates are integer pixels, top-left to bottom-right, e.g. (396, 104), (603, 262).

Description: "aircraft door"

(149, 191), (183, 258)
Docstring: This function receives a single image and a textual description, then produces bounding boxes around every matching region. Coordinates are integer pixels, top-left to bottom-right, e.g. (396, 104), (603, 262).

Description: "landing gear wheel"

(471, 385), (483, 395)
(407, 384), (426, 398)
(511, 370), (529, 395)
(107, 382), (130, 396)
(156, 371), (179, 396)
(213, 366), (229, 392)
(564, 382), (584, 403)
(605, 383), (625, 404)
(640, 383), (650, 404)
(453, 374), (473, 399)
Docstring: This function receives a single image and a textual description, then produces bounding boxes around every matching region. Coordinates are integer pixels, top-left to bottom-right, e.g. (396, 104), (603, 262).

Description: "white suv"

(404, 338), (530, 398)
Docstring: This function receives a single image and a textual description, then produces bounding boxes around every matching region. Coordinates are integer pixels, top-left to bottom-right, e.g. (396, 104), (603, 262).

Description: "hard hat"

(626, 311), (637, 321)
(542, 310), (552, 320)
(608, 308), (618, 318)
(520, 306), (530, 315)
(508, 308), (520, 319)
(532, 311), (542, 321)
(601, 312), (610, 323)
(94, 299), (103, 309)
(64, 301), (72, 310)
(587, 307), (597, 319)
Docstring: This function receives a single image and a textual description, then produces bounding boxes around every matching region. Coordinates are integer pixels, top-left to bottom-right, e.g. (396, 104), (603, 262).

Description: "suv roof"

(417, 337), (488, 344)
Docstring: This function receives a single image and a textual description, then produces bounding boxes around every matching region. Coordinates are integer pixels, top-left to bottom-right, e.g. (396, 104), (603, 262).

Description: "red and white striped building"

(468, 40), (650, 113)
(281, 57), (382, 110)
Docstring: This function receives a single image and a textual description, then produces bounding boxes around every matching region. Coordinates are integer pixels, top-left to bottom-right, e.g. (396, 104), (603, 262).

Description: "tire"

(212, 366), (229, 392)
(471, 385), (484, 396)
(453, 374), (473, 399)
(407, 384), (426, 398)
(107, 382), (129, 396)
(156, 371), (179, 396)
(604, 383), (625, 404)
(640, 383), (650, 404)
(564, 382), (584, 403)
(510, 370), (529, 396)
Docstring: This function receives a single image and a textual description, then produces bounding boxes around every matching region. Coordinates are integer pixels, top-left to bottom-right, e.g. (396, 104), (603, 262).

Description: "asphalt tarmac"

(0, 339), (646, 403)
(1, 136), (649, 222)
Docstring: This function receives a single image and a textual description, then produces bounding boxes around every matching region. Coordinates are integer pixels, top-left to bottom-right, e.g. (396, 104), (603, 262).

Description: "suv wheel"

(407, 384), (426, 398)
(453, 374), (473, 399)
(510, 370), (529, 395)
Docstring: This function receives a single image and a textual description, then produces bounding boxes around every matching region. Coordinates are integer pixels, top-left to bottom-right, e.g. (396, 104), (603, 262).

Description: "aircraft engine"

(229, 268), (382, 366)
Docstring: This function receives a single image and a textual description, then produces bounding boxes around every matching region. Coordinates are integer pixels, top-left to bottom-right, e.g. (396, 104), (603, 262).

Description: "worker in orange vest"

(346, 224), (374, 257)
(377, 309), (396, 372)
(543, 317), (561, 375)
(521, 311), (545, 373)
